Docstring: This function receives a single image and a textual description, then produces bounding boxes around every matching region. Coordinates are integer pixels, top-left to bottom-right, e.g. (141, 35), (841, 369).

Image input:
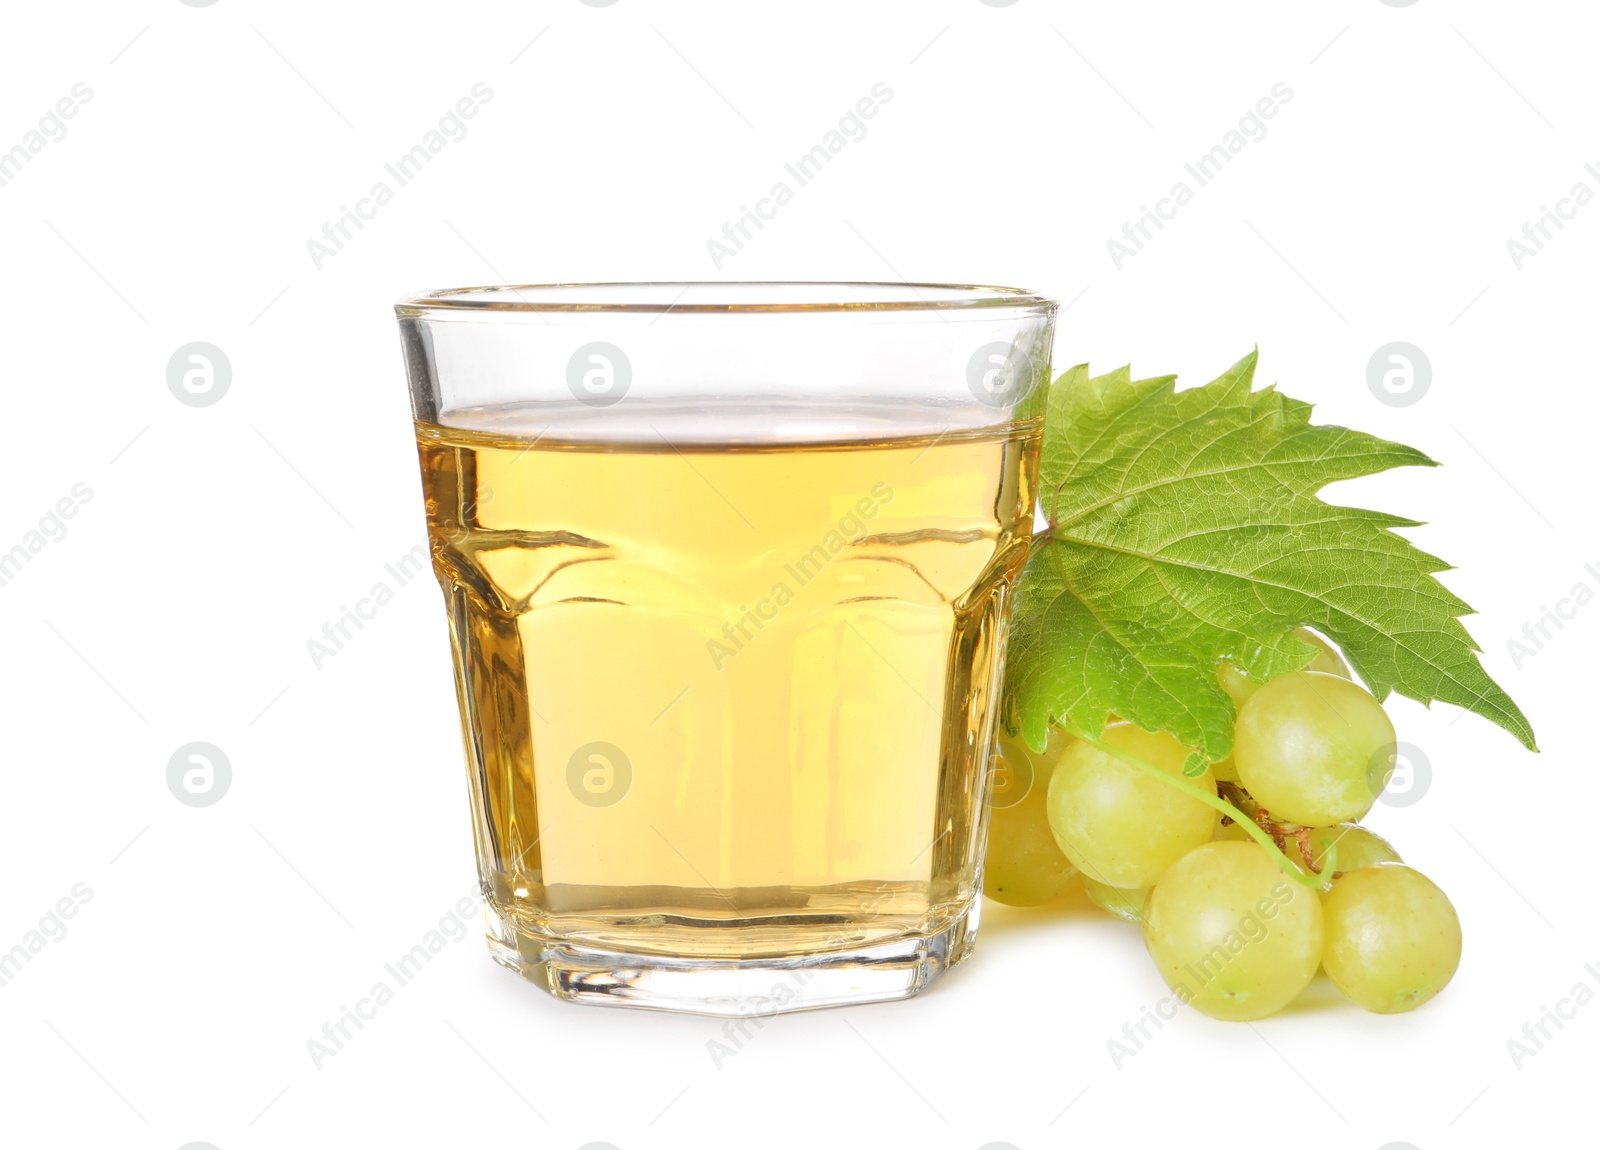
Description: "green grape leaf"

(1006, 349), (1537, 761)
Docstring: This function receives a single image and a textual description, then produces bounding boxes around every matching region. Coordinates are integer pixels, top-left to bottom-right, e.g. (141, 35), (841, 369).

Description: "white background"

(1, 2), (1593, 1148)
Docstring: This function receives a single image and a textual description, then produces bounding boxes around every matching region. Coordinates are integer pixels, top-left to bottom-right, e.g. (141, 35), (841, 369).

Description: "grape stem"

(1218, 781), (1322, 875)
(1057, 721), (1336, 888)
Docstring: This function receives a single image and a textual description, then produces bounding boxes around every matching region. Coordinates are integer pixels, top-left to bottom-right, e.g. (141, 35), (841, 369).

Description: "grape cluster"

(984, 628), (1462, 1021)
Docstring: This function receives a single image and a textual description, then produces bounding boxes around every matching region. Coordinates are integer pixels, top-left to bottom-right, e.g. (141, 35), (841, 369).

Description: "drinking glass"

(396, 282), (1056, 1015)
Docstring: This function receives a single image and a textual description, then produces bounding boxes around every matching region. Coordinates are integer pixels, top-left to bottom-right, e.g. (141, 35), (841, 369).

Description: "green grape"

(1084, 877), (1147, 923)
(1217, 662), (1260, 709)
(1217, 627), (1349, 715)
(1278, 822), (1403, 889)
(1143, 841), (1324, 1021)
(1234, 671), (1396, 826)
(988, 727), (1072, 809)
(983, 732), (1081, 906)
(1307, 823), (1400, 879)
(1293, 626), (1352, 679)
(1321, 863), (1461, 1013)
(1212, 754), (1240, 783)
(985, 792), (1082, 906)
(1046, 724), (1216, 889)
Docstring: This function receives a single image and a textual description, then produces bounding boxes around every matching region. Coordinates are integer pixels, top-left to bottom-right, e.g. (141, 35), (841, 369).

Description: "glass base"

(485, 896), (981, 1016)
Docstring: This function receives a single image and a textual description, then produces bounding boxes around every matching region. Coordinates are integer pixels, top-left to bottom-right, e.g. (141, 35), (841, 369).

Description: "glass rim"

(395, 281), (1058, 316)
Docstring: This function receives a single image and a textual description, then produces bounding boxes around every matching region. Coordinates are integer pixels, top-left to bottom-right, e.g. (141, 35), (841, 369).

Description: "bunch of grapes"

(984, 628), (1462, 1021)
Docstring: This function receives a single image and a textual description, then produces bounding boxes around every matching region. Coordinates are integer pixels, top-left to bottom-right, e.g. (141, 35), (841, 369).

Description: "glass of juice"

(395, 282), (1056, 1015)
